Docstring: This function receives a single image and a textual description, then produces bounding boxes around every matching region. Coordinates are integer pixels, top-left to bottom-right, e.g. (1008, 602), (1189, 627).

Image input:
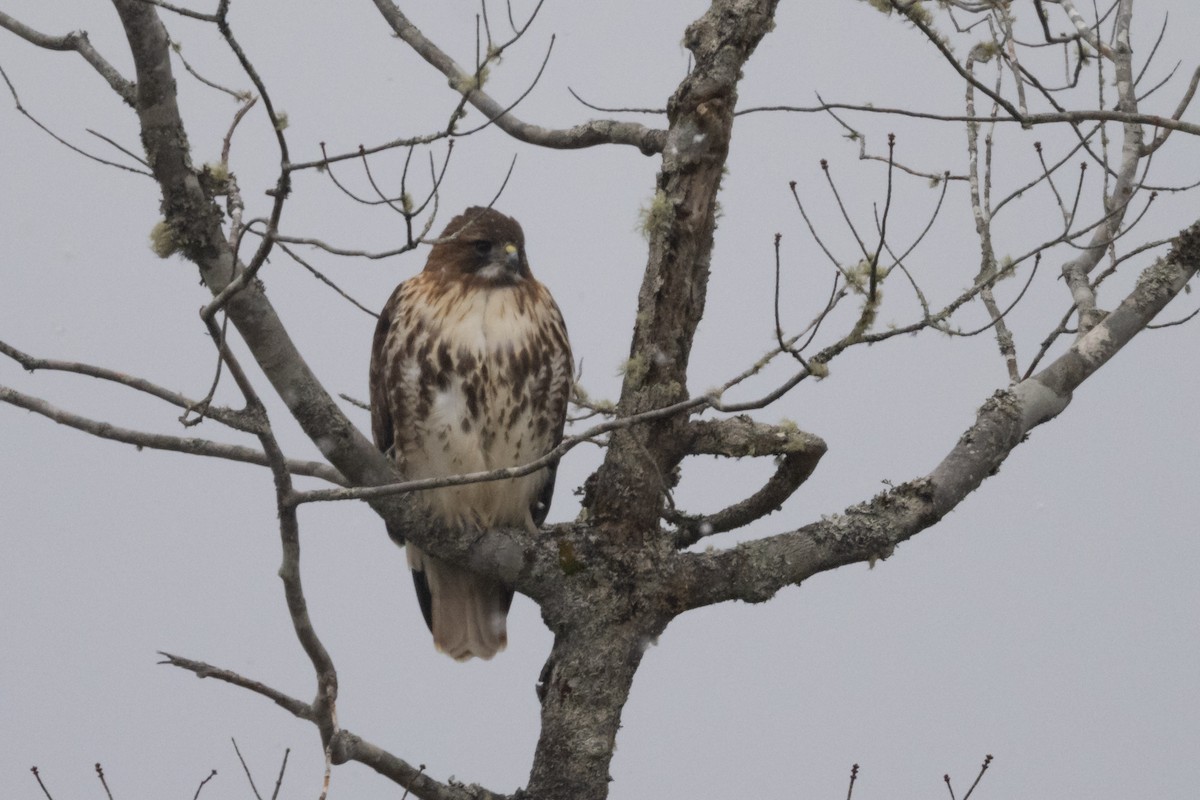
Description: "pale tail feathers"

(408, 545), (511, 661)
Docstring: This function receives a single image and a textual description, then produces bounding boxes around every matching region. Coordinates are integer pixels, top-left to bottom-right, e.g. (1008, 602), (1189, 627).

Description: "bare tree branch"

(369, 0), (667, 154)
(0, 12), (135, 103)
(0, 385), (345, 484)
(159, 652), (493, 800)
(158, 652), (313, 718)
(738, 100), (1200, 138)
(0, 64), (150, 175)
(670, 417), (827, 546)
(0, 339), (259, 433)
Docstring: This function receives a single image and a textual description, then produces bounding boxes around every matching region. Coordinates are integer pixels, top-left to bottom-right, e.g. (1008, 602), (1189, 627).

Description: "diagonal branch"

(369, 0), (666, 155)
(158, 652), (312, 719)
(0, 338), (259, 433)
(0, 384), (345, 484)
(0, 12), (135, 104)
(158, 653), (487, 800)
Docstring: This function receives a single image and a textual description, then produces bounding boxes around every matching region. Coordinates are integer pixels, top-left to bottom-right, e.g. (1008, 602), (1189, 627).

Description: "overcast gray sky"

(3, 2), (1198, 798)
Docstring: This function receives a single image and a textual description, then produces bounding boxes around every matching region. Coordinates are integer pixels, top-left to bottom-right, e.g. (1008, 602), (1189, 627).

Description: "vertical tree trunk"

(526, 622), (654, 800)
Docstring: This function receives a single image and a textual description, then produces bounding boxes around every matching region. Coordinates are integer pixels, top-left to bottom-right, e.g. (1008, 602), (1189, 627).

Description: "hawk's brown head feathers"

(424, 206), (532, 286)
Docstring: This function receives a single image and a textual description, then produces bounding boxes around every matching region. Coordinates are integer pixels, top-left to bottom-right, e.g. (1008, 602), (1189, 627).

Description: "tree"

(3, 1), (1198, 798)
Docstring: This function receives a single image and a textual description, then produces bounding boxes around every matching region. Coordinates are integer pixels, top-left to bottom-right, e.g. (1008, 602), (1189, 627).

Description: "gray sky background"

(2, 2), (1198, 798)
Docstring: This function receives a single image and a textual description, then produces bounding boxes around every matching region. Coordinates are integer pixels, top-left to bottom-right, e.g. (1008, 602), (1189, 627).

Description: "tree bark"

(527, 625), (653, 800)
(588, 0), (781, 540)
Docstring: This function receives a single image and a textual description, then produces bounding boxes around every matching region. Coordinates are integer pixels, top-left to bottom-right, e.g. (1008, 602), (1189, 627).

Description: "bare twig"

(962, 754), (994, 800)
(29, 766), (53, 800)
(868, 133), (897, 302)
(232, 738), (264, 800)
(370, 0), (667, 154)
(221, 94), (258, 165)
(275, 242), (381, 318)
(182, 311), (233, 427)
(846, 763), (860, 800)
(159, 651), (487, 800)
(1146, 305), (1200, 329)
(94, 764), (115, 800)
(566, 86), (665, 114)
(140, 0), (219, 23)
(86, 127), (150, 166)
(270, 750), (290, 800)
(159, 652), (312, 717)
(192, 769), (218, 800)
(171, 39), (247, 99)
(0, 64), (150, 175)
(339, 393), (371, 411)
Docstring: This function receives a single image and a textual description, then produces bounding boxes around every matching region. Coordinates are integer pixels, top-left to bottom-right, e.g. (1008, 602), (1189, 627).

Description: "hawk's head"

(425, 206), (531, 287)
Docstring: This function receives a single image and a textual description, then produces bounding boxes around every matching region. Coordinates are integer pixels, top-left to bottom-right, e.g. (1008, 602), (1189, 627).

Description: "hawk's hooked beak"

(503, 242), (520, 272)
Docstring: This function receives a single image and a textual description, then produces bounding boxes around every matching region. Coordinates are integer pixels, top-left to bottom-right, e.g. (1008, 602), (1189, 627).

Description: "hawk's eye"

(473, 240), (493, 257)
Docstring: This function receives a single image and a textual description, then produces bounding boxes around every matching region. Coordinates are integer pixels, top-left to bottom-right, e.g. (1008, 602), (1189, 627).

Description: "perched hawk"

(369, 207), (573, 660)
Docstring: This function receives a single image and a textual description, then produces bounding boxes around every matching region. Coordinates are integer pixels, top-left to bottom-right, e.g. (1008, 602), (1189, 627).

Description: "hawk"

(369, 207), (573, 660)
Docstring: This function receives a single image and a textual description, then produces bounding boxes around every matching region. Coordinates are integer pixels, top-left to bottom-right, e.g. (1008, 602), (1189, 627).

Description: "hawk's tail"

(408, 545), (514, 661)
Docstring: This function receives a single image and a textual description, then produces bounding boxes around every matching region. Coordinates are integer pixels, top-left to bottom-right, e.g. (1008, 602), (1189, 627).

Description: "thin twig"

(139, 0), (219, 22)
(339, 393), (371, 411)
(270, 750), (290, 800)
(85, 128), (150, 166)
(94, 764), (115, 800)
(0, 338), (259, 433)
(0, 64), (150, 176)
(232, 738), (264, 800)
(846, 763), (859, 800)
(192, 769), (218, 800)
(868, 133), (897, 303)
(171, 39), (247, 99)
(30, 766), (53, 800)
(962, 754), (993, 800)
(566, 86), (665, 114)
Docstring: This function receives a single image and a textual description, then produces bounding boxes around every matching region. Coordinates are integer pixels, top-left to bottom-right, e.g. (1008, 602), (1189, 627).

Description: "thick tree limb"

(587, 0), (782, 538)
(524, 4), (785, 799)
(680, 219), (1200, 609)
